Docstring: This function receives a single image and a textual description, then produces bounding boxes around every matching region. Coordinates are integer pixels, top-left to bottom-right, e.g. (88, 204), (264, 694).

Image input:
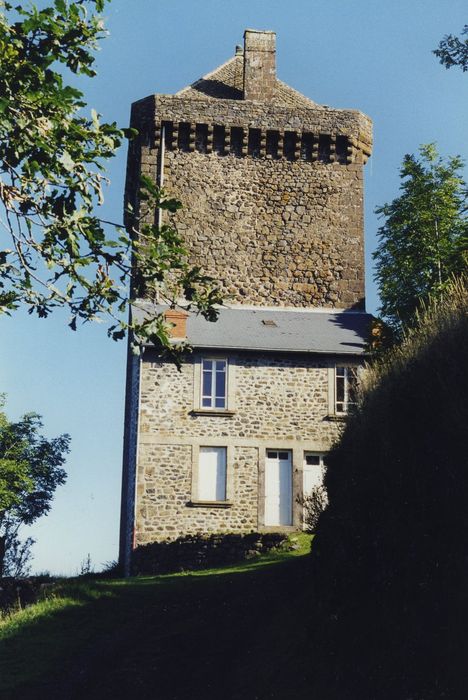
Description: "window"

(201, 359), (227, 409)
(198, 447), (227, 501)
(335, 366), (358, 414)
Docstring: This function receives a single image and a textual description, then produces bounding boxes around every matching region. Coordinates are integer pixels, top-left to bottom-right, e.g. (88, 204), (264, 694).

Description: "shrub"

(309, 276), (468, 699)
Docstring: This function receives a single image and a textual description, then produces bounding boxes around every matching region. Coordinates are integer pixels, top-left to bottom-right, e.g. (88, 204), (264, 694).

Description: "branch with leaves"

(0, 0), (223, 354)
(434, 24), (468, 72)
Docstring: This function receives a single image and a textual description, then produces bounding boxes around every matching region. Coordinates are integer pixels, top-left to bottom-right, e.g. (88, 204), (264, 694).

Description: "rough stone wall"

(135, 352), (347, 542)
(243, 30), (276, 101)
(166, 151), (364, 307)
(125, 94), (371, 309)
(136, 443), (259, 544)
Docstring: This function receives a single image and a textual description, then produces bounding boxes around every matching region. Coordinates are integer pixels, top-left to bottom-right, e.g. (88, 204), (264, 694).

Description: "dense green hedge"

(309, 277), (468, 699)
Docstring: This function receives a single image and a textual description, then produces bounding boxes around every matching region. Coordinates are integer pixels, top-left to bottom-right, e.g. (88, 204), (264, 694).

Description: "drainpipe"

(157, 124), (165, 229)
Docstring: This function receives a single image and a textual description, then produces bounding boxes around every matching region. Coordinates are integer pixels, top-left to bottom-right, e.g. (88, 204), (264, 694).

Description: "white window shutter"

(199, 447), (227, 501)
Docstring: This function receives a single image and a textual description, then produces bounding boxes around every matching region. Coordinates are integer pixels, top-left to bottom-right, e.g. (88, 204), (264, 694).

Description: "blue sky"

(0, 0), (466, 574)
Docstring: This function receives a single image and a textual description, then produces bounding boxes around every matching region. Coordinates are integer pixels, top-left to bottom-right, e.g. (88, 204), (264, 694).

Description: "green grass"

(0, 534), (315, 700)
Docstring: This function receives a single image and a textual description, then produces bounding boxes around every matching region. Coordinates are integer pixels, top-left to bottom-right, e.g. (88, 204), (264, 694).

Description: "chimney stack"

(164, 309), (188, 339)
(243, 29), (276, 101)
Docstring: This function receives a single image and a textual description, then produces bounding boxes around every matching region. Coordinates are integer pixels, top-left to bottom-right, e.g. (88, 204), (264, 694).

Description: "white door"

(265, 450), (292, 526)
(302, 453), (327, 528)
(303, 453), (326, 495)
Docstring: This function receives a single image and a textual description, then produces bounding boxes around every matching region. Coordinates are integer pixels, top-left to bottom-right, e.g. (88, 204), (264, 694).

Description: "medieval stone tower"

(124, 30), (372, 310)
(120, 30), (373, 573)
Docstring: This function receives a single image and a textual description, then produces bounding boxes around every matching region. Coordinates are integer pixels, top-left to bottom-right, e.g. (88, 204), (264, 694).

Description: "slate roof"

(133, 304), (372, 356)
(176, 55), (322, 110)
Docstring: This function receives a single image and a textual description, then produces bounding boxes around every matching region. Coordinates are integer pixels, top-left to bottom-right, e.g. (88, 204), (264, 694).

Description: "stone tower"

(119, 30), (373, 574)
(124, 29), (372, 310)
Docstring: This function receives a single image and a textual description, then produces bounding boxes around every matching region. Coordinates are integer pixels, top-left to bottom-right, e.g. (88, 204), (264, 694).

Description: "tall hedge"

(309, 277), (468, 699)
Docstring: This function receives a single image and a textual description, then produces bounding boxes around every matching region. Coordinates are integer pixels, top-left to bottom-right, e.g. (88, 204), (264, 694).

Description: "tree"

(373, 144), (468, 335)
(434, 24), (468, 72)
(0, 402), (69, 576)
(0, 0), (222, 352)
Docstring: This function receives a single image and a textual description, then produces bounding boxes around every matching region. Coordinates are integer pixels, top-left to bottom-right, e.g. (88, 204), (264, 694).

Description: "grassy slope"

(0, 534), (315, 700)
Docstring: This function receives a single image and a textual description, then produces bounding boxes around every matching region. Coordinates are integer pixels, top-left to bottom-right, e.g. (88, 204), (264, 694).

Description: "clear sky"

(0, 0), (466, 575)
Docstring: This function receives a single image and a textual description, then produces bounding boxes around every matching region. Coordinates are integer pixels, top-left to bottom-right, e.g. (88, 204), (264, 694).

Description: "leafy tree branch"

(0, 0), (222, 353)
(434, 24), (468, 72)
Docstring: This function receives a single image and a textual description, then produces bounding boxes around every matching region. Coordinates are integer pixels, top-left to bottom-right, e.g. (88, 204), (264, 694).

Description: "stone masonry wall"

(165, 151), (364, 308)
(135, 351), (349, 543)
(125, 94), (372, 309)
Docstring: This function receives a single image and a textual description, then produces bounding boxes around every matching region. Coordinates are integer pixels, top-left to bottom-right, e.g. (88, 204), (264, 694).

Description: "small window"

(199, 447), (226, 501)
(335, 366), (359, 414)
(201, 359), (227, 409)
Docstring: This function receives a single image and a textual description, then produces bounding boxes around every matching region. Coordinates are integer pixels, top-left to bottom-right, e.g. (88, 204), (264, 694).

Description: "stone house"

(119, 30), (373, 573)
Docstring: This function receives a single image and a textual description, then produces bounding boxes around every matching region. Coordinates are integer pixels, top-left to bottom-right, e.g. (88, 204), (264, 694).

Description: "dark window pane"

(203, 371), (212, 397)
(336, 376), (345, 403)
(202, 359), (212, 371)
(267, 451), (277, 459)
(306, 455), (320, 466)
(215, 360), (226, 372)
(348, 370), (358, 405)
(278, 451), (289, 460)
(202, 397), (211, 407)
(215, 397), (226, 408)
(215, 370), (226, 399)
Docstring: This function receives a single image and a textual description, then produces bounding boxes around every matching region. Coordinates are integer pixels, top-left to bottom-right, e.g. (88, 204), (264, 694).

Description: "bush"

(300, 486), (328, 533)
(309, 276), (468, 699)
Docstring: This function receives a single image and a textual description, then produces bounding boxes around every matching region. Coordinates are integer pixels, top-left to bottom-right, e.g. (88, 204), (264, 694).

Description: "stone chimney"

(243, 29), (276, 101)
(164, 309), (188, 339)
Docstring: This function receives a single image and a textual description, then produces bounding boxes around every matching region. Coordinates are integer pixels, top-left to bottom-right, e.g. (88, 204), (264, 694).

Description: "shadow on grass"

(0, 545), (316, 700)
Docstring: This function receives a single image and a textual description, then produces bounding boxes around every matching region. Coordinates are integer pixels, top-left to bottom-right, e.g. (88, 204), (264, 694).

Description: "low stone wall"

(131, 532), (290, 576)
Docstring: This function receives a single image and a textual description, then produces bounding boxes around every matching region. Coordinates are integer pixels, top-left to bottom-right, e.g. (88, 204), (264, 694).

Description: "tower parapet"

(125, 31), (372, 309)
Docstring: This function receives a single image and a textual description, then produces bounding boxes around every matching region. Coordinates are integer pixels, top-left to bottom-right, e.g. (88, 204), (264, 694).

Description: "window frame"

(192, 355), (236, 415)
(335, 365), (358, 415)
(328, 363), (360, 417)
(190, 444), (234, 507)
(201, 358), (228, 410)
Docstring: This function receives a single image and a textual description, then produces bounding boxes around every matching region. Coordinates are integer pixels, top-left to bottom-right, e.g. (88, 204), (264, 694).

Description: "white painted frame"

(193, 354), (237, 412)
(328, 363), (360, 416)
(191, 444), (234, 504)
